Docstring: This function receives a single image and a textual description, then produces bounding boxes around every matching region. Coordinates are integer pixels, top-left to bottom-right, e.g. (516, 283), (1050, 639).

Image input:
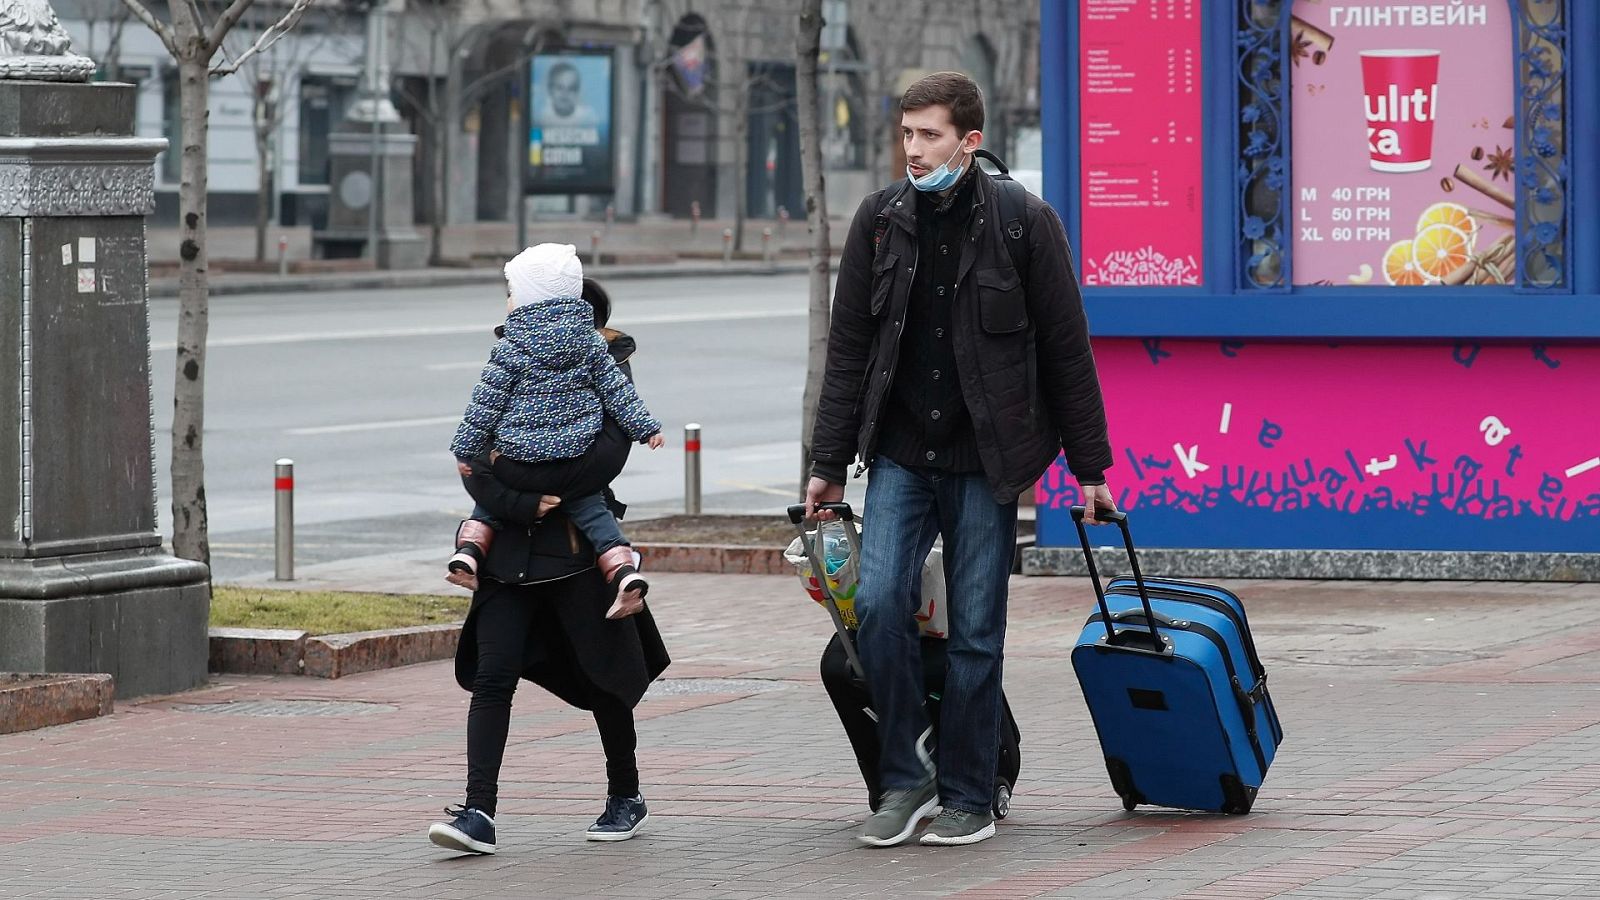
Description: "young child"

(448, 244), (663, 613)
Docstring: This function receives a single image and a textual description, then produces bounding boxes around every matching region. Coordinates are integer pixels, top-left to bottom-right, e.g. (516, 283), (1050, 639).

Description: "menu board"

(1078, 0), (1203, 287)
(1289, 1), (1516, 286)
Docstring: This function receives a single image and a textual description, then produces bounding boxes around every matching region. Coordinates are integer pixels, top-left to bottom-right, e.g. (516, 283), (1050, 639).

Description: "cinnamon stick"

(1443, 234), (1515, 287)
(1453, 163), (1515, 210)
(1291, 17), (1335, 61)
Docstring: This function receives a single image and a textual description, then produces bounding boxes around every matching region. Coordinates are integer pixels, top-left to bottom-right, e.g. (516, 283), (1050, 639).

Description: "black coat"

(452, 330), (669, 710)
(811, 169), (1113, 501)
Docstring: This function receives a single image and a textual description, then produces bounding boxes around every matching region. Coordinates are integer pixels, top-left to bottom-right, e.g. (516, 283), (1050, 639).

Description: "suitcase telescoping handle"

(787, 502), (866, 679)
(1071, 506), (1166, 653)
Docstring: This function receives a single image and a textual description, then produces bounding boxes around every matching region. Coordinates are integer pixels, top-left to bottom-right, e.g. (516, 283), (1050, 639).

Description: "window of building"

(298, 75), (359, 186)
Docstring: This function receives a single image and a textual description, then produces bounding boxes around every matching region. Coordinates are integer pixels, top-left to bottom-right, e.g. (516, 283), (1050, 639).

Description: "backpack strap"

(995, 177), (1031, 276)
(872, 178), (913, 257)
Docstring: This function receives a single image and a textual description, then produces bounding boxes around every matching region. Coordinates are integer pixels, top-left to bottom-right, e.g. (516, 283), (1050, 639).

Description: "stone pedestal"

(313, 122), (426, 268)
(0, 79), (209, 698)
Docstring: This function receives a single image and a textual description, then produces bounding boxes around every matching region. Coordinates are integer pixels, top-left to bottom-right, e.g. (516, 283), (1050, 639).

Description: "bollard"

(277, 234), (289, 277)
(684, 423), (702, 515)
(274, 459), (294, 581)
(604, 203), (615, 233)
(722, 228), (734, 264)
(591, 229), (603, 265)
(777, 206), (789, 240)
(762, 227), (773, 264)
(690, 200), (701, 239)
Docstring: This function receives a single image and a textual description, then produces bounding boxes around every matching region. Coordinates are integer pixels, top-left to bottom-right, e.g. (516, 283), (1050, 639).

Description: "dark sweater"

(877, 171), (983, 474)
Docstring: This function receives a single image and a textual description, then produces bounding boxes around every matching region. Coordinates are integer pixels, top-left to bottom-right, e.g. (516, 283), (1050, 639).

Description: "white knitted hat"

(504, 243), (583, 308)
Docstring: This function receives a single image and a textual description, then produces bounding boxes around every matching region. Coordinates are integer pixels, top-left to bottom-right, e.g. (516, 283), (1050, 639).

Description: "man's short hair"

(900, 71), (985, 135)
(549, 62), (579, 88)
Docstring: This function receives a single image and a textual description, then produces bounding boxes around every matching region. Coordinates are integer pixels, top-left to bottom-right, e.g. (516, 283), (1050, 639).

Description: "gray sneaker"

(919, 808), (996, 846)
(858, 779), (939, 847)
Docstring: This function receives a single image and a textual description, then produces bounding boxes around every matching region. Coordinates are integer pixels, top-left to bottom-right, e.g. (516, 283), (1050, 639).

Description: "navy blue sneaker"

(428, 805), (496, 855)
(585, 794), (648, 842)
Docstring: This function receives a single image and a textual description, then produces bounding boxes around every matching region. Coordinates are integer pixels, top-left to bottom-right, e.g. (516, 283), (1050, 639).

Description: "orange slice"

(1412, 224), (1472, 282)
(1416, 202), (1477, 242)
(1383, 240), (1427, 286)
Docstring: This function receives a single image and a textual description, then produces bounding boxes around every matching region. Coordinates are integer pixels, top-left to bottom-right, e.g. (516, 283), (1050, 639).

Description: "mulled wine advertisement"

(1290, 1), (1517, 287)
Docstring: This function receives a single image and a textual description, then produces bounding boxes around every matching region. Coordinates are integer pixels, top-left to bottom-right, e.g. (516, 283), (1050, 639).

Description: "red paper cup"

(1361, 50), (1441, 173)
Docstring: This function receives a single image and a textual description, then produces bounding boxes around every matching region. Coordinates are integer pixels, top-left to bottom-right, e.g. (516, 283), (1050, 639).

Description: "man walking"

(805, 72), (1115, 847)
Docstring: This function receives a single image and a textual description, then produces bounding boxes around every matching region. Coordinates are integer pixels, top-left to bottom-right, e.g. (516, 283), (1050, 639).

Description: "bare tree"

(393, 0), (465, 264)
(77, 0), (133, 81)
(395, 2), (551, 265)
(221, 3), (358, 262)
(652, 0), (790, 252)
(796, 0), (830, 496)
(849, 0), (930, 181)
(117, 0), (314, 565)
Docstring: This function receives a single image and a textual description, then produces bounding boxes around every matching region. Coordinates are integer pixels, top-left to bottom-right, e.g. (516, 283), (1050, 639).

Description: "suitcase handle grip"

(787, 502), (855, 524)
(1071, 506), (1161, 648)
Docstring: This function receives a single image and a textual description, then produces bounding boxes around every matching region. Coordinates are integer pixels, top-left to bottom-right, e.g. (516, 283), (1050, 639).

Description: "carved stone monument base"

(313, 123), (427, 269)
(0, 78), (208, 698)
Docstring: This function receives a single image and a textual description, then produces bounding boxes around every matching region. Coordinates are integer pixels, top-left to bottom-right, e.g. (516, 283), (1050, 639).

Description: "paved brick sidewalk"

(5, 574), (1600, 898)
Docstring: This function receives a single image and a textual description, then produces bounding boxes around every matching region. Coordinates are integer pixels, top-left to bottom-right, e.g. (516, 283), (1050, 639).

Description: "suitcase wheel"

(991, 781), (1012, 820)
(1121, 794), (1137, 812)
(1219, 774), (1256, 815)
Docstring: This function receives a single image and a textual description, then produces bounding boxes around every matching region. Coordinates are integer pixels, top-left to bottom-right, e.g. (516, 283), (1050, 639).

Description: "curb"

(636, 537), (1039, 577)
(150, 259), (823, 299)
(1, 673), (115, 735)
(637, 543), (791, 576)
(209, 623), (460, 679)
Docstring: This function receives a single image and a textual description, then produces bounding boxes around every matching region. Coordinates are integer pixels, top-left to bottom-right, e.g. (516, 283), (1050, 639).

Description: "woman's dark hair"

(581, 277), (611, 328)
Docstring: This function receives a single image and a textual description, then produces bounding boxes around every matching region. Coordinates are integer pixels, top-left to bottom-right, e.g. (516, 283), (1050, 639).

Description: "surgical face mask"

(907, 142), (967, 192)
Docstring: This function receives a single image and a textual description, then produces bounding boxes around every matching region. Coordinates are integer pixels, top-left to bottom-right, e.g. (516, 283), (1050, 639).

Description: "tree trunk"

(253, 115), (271, 263)
(732, 84), (749, 253)
(427, 26), (455, 266)
(171, 54), (212, 566)
(796, 0), (830, 497)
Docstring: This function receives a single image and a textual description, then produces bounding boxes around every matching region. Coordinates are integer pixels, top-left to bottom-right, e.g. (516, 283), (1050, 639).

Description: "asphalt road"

(147, 273), (858, 580)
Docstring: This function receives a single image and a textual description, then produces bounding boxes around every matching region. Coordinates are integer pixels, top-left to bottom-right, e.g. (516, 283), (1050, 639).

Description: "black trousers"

(465, 587), (639, 816)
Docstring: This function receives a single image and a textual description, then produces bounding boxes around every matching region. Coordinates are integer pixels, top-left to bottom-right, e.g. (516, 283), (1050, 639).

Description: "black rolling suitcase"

(789, 503), (1021, 818)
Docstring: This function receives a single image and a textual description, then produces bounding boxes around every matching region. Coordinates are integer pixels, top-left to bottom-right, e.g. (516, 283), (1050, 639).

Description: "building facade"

(55, 0), (1040, 229)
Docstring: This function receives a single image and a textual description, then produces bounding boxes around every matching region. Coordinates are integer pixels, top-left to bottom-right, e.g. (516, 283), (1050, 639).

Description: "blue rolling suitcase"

(1068, 507), (1283, 814)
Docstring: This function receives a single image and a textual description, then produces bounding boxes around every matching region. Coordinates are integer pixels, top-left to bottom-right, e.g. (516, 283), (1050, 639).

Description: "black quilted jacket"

(810, 169), (1113, 502)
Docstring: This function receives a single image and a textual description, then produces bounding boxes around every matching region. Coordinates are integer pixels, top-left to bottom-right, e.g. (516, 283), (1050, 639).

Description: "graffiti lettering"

(1141, 338), (1171, 365)
(1539, 474), (1563, 504)
(1505, 444), (1524, 478)
(1405, 438), (1437, 471)
(1173, 444), (1210, 479)
(1532, 344), (1562, 370)
(1259, 419), (1284, 449)
(1366, 455), (1399, 477)
(1454, 455), (1484, 486)
(1344, 449), (1367, 483)
(1452, 341), (1481, 369)
(1479, 416), (1512, 447)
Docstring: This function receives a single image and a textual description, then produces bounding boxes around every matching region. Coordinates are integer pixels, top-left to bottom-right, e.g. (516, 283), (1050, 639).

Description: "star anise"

(1290, 30), (1313, 66)
(1484, 145), (1514, 182)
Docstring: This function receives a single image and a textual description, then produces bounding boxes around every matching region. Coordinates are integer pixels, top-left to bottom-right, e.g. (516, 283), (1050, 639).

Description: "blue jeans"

(855, 455), (1017, 814)
(471, 491), (627, 554)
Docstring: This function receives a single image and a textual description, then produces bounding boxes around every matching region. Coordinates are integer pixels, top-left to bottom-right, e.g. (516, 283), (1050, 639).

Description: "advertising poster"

(1077, 0), (1204, 286)
(527, 52), (615, 195)
(1037, 340), (1600, 552)
(1290, 1), (1517, 286)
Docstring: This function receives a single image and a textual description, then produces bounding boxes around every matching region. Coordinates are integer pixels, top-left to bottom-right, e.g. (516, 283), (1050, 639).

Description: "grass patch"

(211, 586), (471, 636)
